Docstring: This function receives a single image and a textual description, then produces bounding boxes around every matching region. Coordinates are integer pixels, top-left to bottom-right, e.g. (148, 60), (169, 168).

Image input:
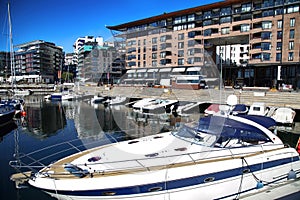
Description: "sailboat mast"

(8, 3), (16, 90)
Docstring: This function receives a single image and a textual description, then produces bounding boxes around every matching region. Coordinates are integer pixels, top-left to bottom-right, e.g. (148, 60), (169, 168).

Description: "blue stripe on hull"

(39, 156), (299, 197)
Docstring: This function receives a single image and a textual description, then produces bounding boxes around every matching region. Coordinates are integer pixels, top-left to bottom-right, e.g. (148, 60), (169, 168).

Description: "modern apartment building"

(14, 40), (64, 83)
(107, 0), (300, 89)
(77, 42), (123, 83)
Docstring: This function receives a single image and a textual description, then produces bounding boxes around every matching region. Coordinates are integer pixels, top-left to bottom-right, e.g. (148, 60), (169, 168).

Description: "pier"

(77, 85), (300, 110)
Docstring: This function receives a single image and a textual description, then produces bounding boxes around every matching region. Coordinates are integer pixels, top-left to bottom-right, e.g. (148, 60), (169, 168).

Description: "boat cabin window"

(253, 106), (261, 111)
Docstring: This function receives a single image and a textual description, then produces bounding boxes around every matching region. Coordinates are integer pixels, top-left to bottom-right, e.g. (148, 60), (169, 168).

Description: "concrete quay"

(77, 85), (300, 110)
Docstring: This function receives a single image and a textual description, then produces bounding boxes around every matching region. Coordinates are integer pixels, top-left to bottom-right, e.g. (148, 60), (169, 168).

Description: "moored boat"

(270, 107), (296, 125)
(142, 99), (179, 113)
(103, 96), (127, 106)
(0, 104), (15, 125)
(10, 114), (300, 200)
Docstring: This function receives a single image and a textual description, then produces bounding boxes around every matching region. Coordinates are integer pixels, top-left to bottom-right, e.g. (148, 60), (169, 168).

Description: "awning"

(145, 78), (157, 81)
(136, 69), (147, 73)
(123, 79), (133, 81)
(172, 67), (186, 72)
(186, 67), (201, 71)
(147, 69), (159, 72)
(127, 69), (136, 73)
(159, 68), (172, 72)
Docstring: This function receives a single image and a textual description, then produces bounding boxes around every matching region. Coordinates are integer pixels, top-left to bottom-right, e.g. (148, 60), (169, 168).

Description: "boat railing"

(10, 134), (288, 176)
(9, 135), (116, 173)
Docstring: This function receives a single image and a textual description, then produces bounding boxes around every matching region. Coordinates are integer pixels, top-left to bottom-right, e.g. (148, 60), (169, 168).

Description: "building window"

(203, 20), (212, 26)
(262, 53), (271, 61)
(220, 16), (231, 24)
(220, 7), (231, 16)
(277, 31), (282, 39)
(174, 16), (187, 24)
(152, 37), (157, 44)
(188, 40), (195, 47)
(173, 24), (187, 31)
(290, 18), (295, 27)
(262, 10), (274, 17)
(152, 53), (157, 59)
(152, 60), (157, 67)
(241, 24), (250, 32)
(289, 41), (294, 50)
(178, 58), (184, 65)
(178, 42), (184, 49)
(287, 5), (299, 13)
(276, 42), (282, 50)
(194, 57), (202, 63)
(276, 53), (281, 61)
(187, 49), (194, 56)
(178, 50), (184, 57)
(204, 29), (212, 36)
(188, 31), (196, 38)
(261, 32), (271, 40)
(275, 8), (283, 15)
(152, 45), (157, 51)
(188, 23), (195, 29)
(187, 58), (194, 64)
(262, 21), (272, 29)
(178, 33), (184, 40)
(160, 36), (166, 42)
(289, 29), (295, 39)
(160, 52), (166, 58)
(188, 14), (195, 22)
(261, 42), (271, 50)
(241, 3), (252, 12)
(221, 27), (230, 35)
(288, 52), (294, 61)
(204, 11), (212, 19)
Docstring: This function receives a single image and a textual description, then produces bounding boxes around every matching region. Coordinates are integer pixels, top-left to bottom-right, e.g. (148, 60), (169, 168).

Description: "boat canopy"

(197, 116), (272, 142)
(238, 115), (276, 129)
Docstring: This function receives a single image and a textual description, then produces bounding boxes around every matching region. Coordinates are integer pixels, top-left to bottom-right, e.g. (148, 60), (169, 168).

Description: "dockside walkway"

(78, 85), (300, 110)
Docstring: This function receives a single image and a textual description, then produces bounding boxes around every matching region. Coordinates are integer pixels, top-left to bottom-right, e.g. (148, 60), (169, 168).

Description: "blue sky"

(0, 0), (217, 53)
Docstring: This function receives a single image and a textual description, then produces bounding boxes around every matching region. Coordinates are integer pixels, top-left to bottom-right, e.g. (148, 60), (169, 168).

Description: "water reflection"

(21, 101), (67, 139)
(19, 96), (300, 149)
(0, 121), (17, 142)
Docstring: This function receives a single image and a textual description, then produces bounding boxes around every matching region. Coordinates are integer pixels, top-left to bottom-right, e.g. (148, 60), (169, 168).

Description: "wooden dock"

(76, 85), (300, 110)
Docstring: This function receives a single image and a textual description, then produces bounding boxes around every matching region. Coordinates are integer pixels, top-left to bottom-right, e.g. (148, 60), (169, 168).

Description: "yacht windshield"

(173, 124), (217, 147)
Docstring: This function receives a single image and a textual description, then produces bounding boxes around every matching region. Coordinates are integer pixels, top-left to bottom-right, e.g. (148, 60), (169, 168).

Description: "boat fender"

(287, 169), (296, 180)
(21, 111), (26, 117)
(296, 137), (300, 154)
(256, 180), (264, 189)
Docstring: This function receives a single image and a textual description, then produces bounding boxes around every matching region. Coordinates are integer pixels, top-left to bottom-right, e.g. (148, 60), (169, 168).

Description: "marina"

(0, 90), (300, 200)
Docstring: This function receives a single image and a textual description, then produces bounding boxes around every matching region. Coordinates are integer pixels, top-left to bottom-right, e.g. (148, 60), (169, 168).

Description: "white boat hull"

(21, 115), (300, 200)
(37, 161), (300, 200)
(29, 146), (300, 200)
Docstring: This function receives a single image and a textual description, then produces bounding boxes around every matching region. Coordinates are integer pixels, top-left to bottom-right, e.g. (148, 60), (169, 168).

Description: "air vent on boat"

(128, 140), (139, 144)
(204, 177), (215, 183)
(174, 147), (187, 151)
(145, 153), (159, 157)
(148, 186), (163, 192)
(153, 136), (163, 139)
(102, 191), (116, 196)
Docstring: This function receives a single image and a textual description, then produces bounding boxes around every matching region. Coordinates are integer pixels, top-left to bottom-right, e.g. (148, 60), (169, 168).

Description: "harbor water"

(1, 95), (300, 200)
